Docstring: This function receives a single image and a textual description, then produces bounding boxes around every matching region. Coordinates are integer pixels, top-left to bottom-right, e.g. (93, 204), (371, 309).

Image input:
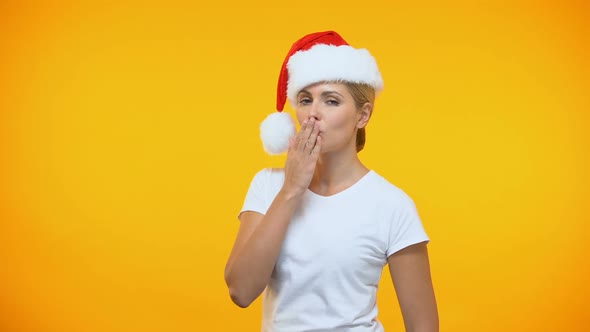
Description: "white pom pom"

(260, 112), (296, 155)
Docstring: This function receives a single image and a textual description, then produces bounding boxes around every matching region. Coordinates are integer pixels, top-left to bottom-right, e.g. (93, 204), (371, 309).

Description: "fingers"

(299, 119), (320, 153)
(297, 118), (315, 151)
(310, 135), (321, 158)
(305, 120), (320, 153)
(295, 120), (308, 151)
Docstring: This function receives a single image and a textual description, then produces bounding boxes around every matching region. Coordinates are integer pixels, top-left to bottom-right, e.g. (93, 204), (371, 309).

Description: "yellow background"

(1, 1), (588, 331)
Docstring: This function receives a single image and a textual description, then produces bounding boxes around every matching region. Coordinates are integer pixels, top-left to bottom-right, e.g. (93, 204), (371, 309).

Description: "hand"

(282, 117), (321, 197)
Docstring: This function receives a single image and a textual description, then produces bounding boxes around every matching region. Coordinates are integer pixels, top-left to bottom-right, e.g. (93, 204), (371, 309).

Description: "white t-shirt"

(240, 168), (430, 332)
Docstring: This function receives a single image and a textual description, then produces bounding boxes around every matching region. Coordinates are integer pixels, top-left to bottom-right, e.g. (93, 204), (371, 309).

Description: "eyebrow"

(297, 89), (344, 98)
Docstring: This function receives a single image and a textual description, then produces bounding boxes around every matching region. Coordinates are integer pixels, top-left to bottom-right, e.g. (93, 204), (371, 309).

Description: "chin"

(318, 143), (338, 154)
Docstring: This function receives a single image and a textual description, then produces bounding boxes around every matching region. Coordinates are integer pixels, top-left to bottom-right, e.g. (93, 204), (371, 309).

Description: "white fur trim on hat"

(260, 112), (296, 155)
(286, 44), (384, 106)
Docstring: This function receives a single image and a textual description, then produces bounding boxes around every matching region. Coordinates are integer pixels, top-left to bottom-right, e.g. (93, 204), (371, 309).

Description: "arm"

(388, 242), (439, 332)
(224, 189), (303, 308)
(224, 117), (321, 308)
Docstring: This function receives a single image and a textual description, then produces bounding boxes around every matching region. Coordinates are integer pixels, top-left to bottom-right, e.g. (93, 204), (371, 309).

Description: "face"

(295, 82), (370, 153)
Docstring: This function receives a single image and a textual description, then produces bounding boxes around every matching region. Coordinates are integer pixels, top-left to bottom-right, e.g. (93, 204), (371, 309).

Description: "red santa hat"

(260, 31), (384, 154)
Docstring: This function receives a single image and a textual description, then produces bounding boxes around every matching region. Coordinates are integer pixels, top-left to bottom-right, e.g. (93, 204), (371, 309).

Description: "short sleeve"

(239, 169), (270, 218)
(386, 194), (430, 257)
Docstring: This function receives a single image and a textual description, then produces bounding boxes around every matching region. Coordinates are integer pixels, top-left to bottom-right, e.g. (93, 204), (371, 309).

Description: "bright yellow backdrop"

(1, 1), (588, 331)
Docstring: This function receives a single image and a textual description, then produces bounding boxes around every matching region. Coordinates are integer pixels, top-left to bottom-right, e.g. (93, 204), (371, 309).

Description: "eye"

(298, 98), (312, 105)
(326, 99), (340, 106)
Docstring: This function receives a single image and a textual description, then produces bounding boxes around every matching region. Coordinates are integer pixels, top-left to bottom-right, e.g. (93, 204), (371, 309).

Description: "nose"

(309, 100), (320, 120)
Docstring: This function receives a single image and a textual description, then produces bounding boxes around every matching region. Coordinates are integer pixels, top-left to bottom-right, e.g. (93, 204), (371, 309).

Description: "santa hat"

(260, 30), (384, 155)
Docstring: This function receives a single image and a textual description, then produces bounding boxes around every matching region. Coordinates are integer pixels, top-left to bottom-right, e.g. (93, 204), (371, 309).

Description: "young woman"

(225, 31), (439, 332)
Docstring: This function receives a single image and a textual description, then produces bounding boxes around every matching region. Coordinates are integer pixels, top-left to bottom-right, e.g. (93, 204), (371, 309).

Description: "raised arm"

(224, 118), (321, 308)
(224, 189), (302, 308)
(388, 242), (439, 332)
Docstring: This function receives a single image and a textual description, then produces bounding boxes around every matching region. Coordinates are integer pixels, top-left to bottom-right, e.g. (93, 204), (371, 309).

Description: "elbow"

(225, 271), (254, 308)
(229, 288), (253, 308)
(224, 264), (263, 308)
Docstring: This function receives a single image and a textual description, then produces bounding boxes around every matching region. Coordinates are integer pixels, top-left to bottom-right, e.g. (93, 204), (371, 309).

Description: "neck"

(310, 145), (369, 195)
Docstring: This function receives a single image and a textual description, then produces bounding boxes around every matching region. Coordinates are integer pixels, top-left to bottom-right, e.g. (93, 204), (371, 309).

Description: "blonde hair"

(344, 83), (375, 152)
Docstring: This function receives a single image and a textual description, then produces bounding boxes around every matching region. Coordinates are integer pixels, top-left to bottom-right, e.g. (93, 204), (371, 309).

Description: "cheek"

(326, 111), (357, 130)
(295, 108), (307, 125)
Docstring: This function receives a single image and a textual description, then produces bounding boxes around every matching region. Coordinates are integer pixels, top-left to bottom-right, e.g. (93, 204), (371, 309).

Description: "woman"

(225, 31), (438, 332)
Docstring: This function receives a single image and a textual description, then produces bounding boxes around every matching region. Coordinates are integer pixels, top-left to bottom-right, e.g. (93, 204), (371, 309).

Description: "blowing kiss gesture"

(282, 117), (321, 197)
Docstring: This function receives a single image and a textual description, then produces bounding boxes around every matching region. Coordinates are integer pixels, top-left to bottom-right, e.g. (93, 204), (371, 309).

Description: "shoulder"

(366, 170), (417, 210)
(251, 167), (285, 184)
(247, 168), (285, 195)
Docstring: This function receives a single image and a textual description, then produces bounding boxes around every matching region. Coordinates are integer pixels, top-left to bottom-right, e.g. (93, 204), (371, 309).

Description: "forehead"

(298, 82), (350, 96)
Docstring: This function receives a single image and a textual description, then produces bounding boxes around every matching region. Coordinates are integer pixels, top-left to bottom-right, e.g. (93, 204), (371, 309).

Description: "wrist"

(278, 186), (305, 202)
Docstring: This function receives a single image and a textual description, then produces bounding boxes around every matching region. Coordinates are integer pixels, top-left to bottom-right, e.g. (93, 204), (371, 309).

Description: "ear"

(357, 102), (373, 129)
